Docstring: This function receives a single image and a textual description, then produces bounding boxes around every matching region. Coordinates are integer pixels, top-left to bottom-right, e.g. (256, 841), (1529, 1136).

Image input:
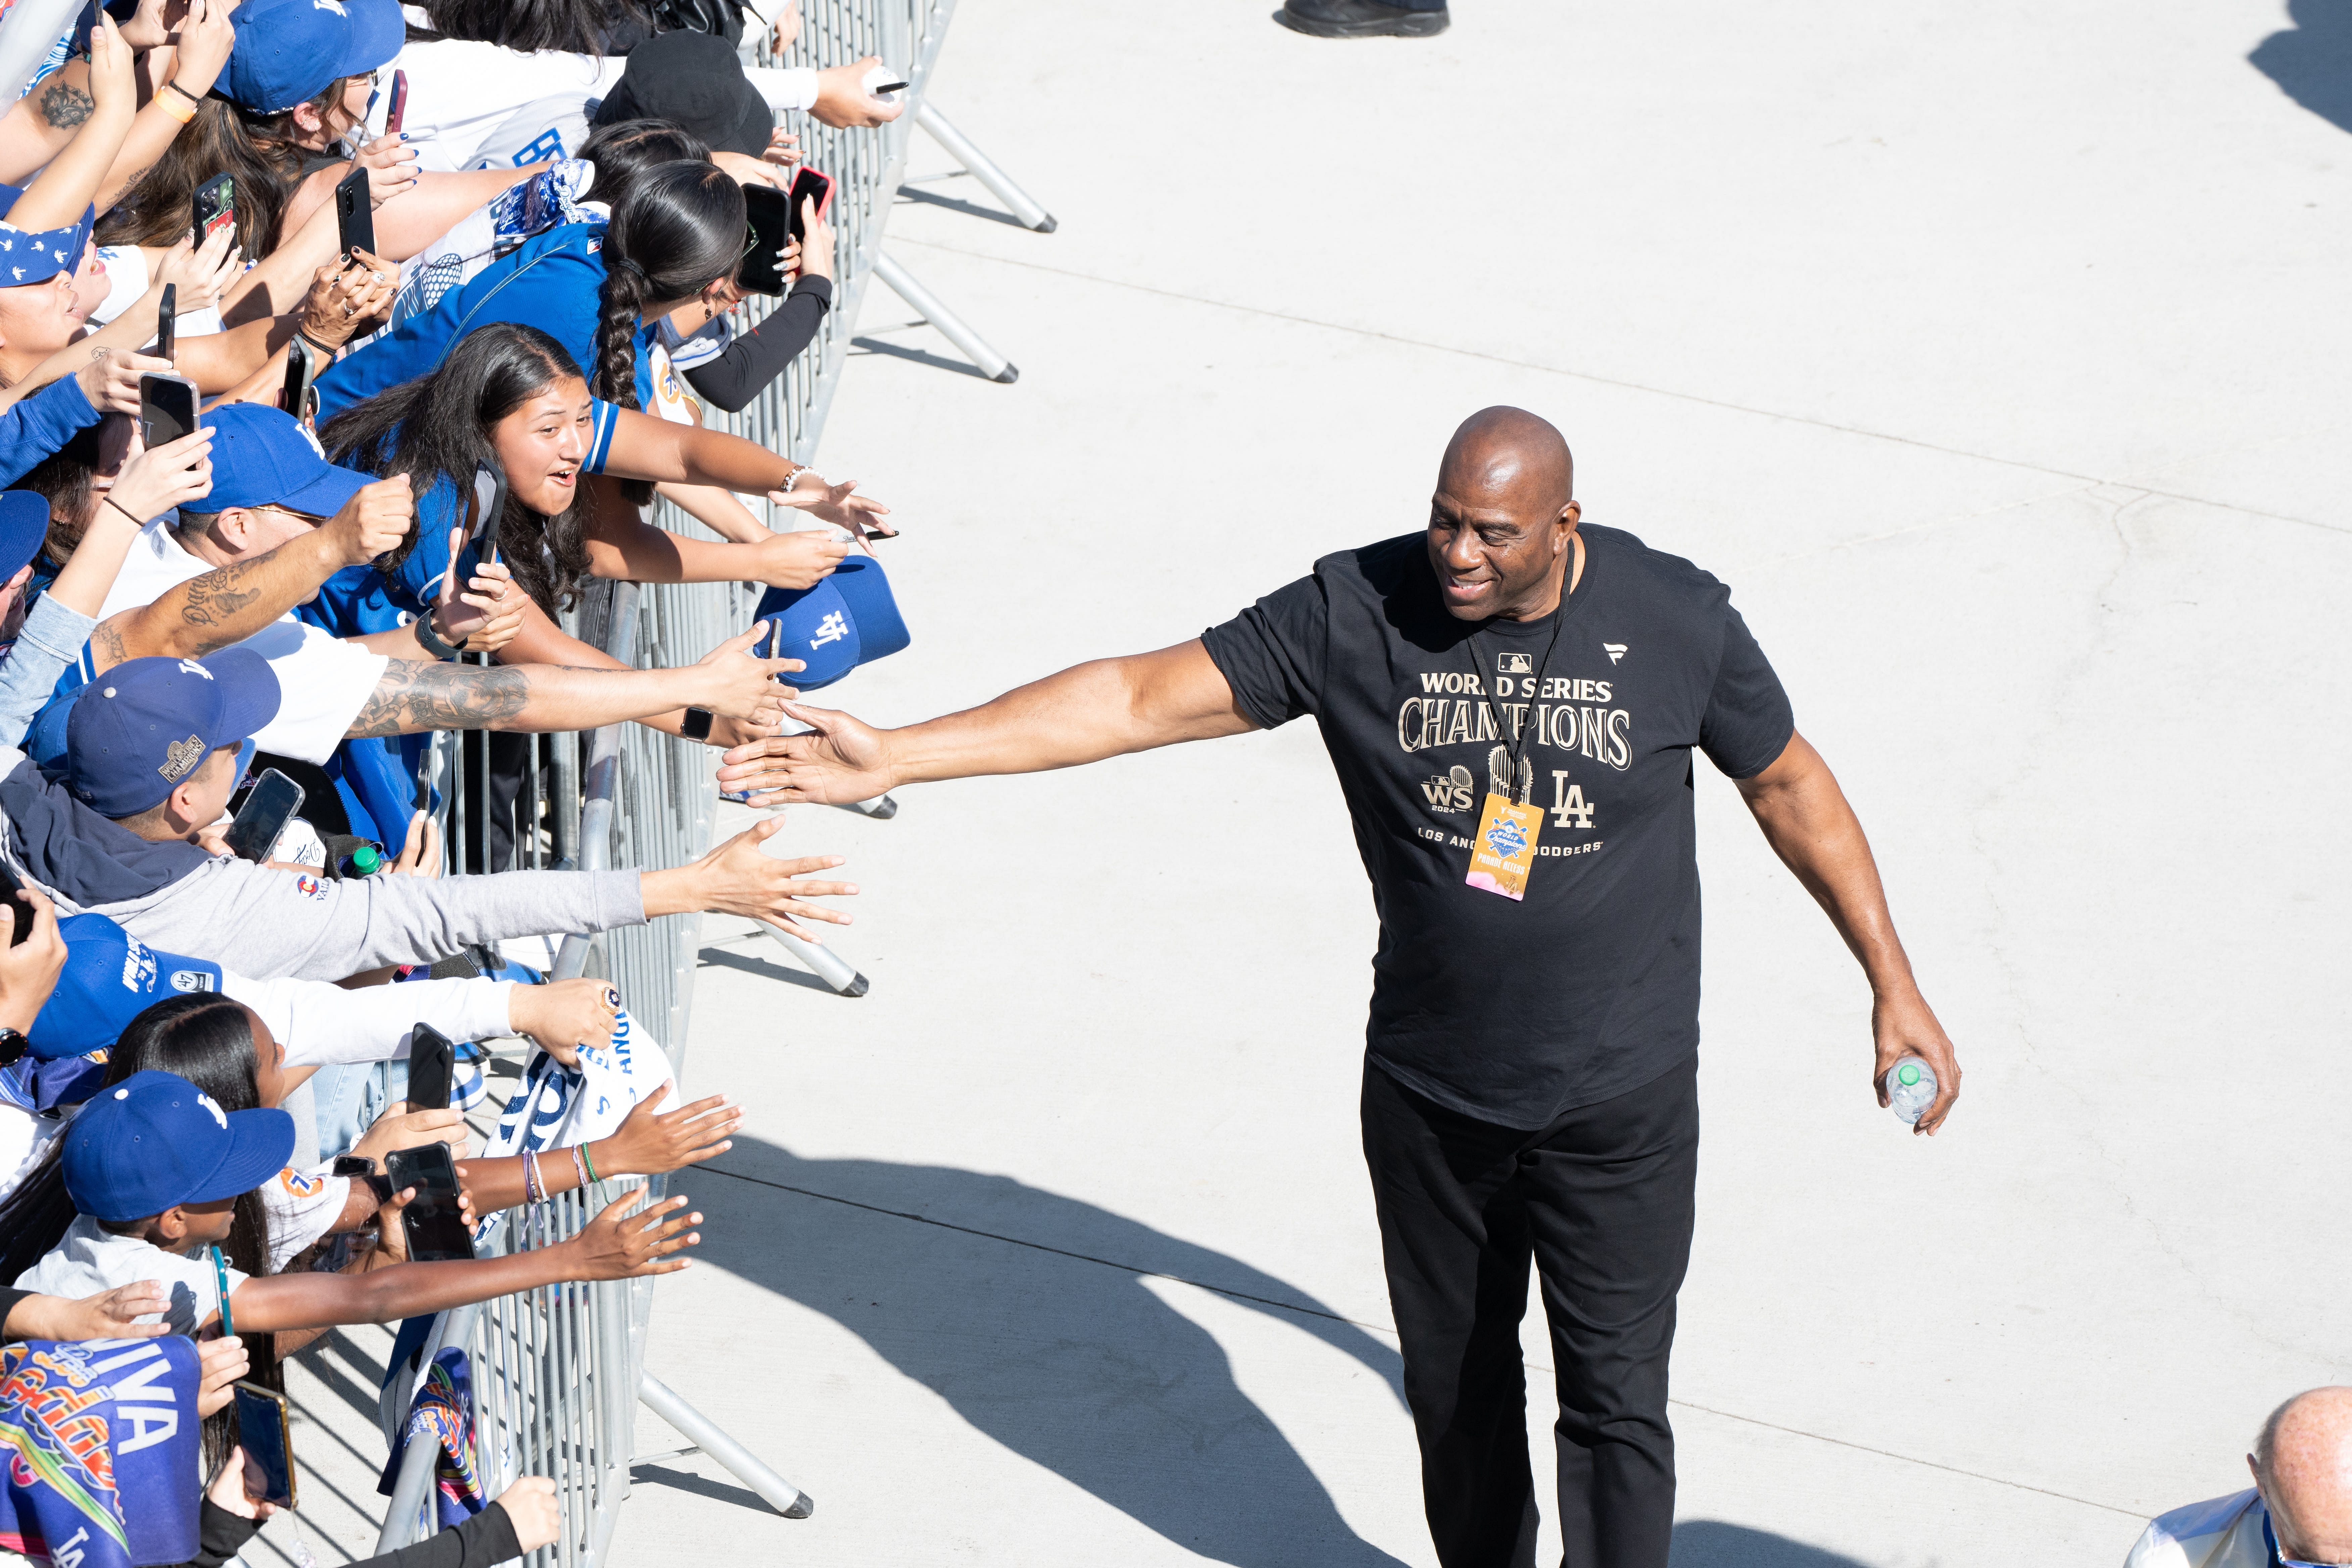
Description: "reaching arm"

(5, 18), (135, 230)
(717, 637), (1259, 806)
(219, 1189), (699, 1335)
(85, 476), (413, 673)
(341, 626), (799, 738)
(1733, 731), (1961, 1135)
(576, 481), (850, 593)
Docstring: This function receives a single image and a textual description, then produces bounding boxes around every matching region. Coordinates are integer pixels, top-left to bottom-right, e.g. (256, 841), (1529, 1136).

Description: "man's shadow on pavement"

(697, 1138), (1414, 1568)
(2251, 0), (2352, 133)
(1670, 1521), (1868, 1566)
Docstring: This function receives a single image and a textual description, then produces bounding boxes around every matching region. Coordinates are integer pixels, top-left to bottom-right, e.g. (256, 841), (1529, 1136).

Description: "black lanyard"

(1463, 608), (1565, 805)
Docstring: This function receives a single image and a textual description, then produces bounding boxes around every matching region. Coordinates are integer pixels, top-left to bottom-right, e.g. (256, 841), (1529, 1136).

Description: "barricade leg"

(761, 924), (870, 996)
(914, 102), (1057, 232)
(873, 251), (1019, 383)
(638, 1373), (815, 1519)
(832, 792), (900, 820)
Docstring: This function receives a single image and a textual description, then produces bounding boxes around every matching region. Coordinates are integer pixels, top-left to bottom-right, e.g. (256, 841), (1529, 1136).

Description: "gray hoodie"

(0, 745), (644, 980)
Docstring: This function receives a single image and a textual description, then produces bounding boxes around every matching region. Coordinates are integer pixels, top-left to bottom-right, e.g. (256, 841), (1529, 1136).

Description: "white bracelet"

(783, 467), (824, 493)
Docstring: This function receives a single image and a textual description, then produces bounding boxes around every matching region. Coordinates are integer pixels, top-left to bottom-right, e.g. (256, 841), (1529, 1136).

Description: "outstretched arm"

(1733, 731), (1961, 1135)
(717, 637), (1258, 806)
(341, 627), (799, 738)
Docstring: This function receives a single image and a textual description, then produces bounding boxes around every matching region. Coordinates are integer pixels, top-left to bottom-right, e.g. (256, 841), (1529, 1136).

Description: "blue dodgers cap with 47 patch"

(749, 554), (911, 691)
(28, 914), (224, 1061)
(61, 1070), (295, 1223)
(64, 649), (282, 818)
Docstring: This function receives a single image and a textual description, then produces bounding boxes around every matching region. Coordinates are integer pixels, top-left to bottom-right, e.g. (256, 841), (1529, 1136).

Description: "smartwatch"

(680, 707), (716, 742)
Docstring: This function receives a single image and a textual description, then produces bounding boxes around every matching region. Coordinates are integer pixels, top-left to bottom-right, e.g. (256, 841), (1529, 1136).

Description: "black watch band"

(0, 1027), (25, 1066)
(681, 707), (715, 742)
(410, 610), (461, 662)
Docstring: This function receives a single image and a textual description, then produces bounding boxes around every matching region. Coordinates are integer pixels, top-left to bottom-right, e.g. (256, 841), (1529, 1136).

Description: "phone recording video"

(384, 68), (409, 137)
(155, 282), (177, 363)
(786, 166), (836, 249)
(738, 184), (789, 297)
(224, 769), (304, 863)
(137, 372), (201, 451)
(406, 1022), (456, 1113)
(279, 336), (318, 427)
(192, 174), (235, 249)
(467, 461), (507, 565)
(385, 1141), (474, 1262)
(334, 165), (374, 262)
(231, 1382), (297, 1508)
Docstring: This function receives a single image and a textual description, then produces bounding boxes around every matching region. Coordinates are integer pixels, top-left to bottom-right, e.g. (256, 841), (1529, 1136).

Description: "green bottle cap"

(1897, 1062), (1920, 1087)
(351, 845), (382, 873)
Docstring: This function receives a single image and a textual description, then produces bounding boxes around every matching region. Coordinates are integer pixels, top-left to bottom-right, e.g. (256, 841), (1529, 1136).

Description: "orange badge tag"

(1466, 792), (1542, 901)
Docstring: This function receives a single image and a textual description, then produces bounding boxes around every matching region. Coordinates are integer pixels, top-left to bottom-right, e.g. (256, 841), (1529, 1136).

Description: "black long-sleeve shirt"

(680, 275), (831, 413)
(189, 1499), (522, 1568)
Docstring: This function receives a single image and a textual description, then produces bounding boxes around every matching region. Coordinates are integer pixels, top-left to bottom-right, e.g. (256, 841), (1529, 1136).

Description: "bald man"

(719, 406), (1962, 1568)
(2126, 1388), (2352, 1567)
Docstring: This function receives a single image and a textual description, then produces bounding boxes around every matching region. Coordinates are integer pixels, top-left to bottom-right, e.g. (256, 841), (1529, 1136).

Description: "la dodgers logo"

(194, 1092), (228, 1130)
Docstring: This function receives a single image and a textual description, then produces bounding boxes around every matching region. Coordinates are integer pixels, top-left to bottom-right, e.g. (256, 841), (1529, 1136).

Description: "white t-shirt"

(90, 521), (389, 765)
(383, 38), (817, 174)
(260, 1162), (349, 1272)
(88, 246), (224, 337)
(17, 1214), (249, 1334)
(0, 1102), (59, 1204)
(226, 971), (515, 1069)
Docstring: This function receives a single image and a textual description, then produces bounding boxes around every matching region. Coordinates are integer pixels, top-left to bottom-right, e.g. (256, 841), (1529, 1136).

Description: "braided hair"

(589, 160), (746, 505)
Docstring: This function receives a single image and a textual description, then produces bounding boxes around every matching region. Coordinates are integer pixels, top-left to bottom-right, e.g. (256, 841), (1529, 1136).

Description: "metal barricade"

(376, 1), (1056, 1552)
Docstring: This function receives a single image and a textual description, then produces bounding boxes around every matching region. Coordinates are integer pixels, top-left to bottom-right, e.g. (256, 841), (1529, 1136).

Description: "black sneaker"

(1274, 0), (1450, 38)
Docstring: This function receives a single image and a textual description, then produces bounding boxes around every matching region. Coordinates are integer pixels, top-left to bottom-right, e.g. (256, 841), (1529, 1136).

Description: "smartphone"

(406, 1021), (455, 1114)
(383, 68), (408, 137)
(223, 768), (304, 863)
(192, 174), (235, 248)
(207, 1245), (235, 1338)
(334, 165), (374, 262)
(467, 461), (507, 565)
(737, 183), (789, 297)
(0, 856), (32, 948)
(279, 335), (318, 426)
(785, 166), (836, 248)
(137, 372), (201, 450)
(231, 1382), (297, 1508)
(385, 1142), (475, 1263)
(155, 282), (177, 363)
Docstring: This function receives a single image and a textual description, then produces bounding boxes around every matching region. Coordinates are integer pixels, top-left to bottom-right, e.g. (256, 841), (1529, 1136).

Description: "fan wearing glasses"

(2125, 1387), (2352, 1568)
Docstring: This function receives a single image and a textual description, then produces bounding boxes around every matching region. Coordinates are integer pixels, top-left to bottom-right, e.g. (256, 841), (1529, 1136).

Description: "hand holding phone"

(279, 336), (318, 427)
(223, 769), (304, 863)
(383, 68), (409, 137)
(406, 1021), (456, 1113)
(137, 371), (202, 452)
(192, 174), (236, 250)
(385, 1141), (475, 1262)
(231, 1383), (297, 1508)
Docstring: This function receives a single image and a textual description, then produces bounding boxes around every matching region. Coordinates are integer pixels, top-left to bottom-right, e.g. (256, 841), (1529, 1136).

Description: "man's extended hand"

(640, 815), (855, 940)
(1872, 987), (1960, 1137)
(321, 474), (413, 567)
(717, 703), (894, 807)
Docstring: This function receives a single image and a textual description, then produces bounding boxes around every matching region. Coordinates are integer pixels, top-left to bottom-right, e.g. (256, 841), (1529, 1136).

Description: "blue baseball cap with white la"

(750, 554), (911, 691)
(224, 0), (403, 114)
(28, 914), (225, 1062)
(61, 1069), (295, 1223)
(65, 649), (281, 818)
(200, 403), (372, 518)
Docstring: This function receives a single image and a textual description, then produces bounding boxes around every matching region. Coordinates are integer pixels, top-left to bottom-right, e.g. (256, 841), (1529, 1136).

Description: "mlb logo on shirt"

(1497, 652), (1532, 675)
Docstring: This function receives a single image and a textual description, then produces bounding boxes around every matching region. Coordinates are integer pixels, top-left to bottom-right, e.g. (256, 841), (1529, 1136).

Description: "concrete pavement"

(276, 2), (2351, 1563)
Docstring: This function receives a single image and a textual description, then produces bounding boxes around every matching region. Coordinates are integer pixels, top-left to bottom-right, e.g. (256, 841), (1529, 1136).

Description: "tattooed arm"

(5, 18), (136, 232)
(83, 477), (414, 673)
(344, 631), (802, 738)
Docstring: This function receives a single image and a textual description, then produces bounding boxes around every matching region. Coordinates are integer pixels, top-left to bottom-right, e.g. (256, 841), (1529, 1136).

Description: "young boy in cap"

(17, 1068), (705, 1335)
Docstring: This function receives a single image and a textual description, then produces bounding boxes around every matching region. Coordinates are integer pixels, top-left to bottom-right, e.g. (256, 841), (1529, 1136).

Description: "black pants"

(1362, 1057), (1699, 1568)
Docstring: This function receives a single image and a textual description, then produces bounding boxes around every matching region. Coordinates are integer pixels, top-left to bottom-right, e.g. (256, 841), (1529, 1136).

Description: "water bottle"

(340, 842), (386, 878)
(1884, 1057), (1937, 1124)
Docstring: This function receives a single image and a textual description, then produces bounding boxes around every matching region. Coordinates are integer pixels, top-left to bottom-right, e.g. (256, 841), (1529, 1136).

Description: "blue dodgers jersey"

(313, 222), (660, 423)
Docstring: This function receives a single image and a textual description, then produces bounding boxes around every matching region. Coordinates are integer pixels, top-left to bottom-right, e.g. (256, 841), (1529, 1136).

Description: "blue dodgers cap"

(0, 491), (48, 581)
(201, 402), (371, 518)
(0, 181), (94, 288)
(29, 914), (224, 1061)
(61, 1070), (295, 1223)
(750, 555), (911, 691)
(65, 649), (281, 818)
(225, 0), (402, 113)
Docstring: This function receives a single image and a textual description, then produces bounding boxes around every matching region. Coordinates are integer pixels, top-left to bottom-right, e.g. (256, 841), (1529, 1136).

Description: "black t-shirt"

(1200, 524), (1793, 1129)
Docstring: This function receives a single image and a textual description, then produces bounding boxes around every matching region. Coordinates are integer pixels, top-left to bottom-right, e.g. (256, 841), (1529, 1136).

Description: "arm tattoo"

(177, 558), (265, 641)
(38, 83), (93, 129)
(87, 617), (128, 674)
(347, 660), (532, 738)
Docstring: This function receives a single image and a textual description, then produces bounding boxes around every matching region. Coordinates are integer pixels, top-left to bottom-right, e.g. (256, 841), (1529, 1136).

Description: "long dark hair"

(95, 86), (354, 256)
(577, 117), (712, 216)
(0, 995), (285, 1471)
(410, 0), (645, 52)
(320, 322), (596, 613)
